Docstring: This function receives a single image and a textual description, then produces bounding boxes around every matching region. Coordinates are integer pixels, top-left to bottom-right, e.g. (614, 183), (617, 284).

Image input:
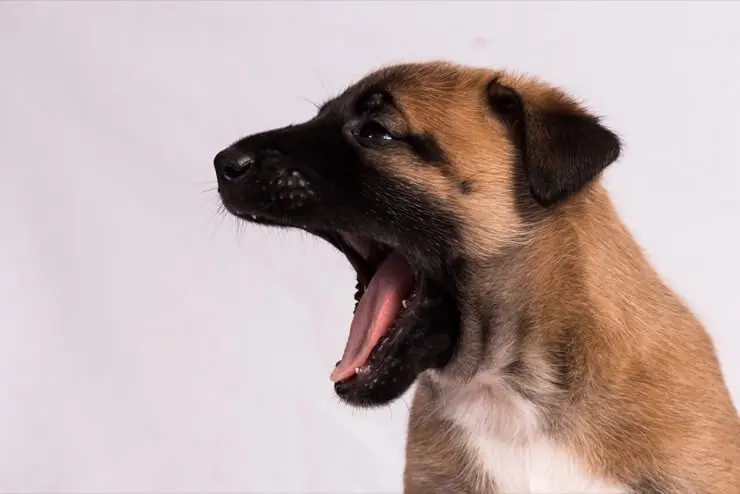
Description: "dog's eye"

(357, 121), (394, 141)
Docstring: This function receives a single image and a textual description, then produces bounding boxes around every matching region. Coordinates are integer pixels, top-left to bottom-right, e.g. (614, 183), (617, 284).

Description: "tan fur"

(352, 62), (739, 493)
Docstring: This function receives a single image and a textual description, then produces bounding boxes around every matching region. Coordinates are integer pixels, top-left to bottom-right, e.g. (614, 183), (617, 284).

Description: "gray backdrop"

(1, 2), (738, 492)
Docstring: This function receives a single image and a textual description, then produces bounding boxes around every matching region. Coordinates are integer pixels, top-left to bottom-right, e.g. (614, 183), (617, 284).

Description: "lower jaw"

(333, 297), (461, 408)
(334, 352), (421, 408)
(332, 306), (423, 406)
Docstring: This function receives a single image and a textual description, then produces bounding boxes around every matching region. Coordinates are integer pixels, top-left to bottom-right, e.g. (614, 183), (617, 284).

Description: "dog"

(213, 61), (740, 493)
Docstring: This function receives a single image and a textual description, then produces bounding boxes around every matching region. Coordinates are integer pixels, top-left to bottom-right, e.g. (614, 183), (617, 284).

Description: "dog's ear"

(486, 79), (621, 207)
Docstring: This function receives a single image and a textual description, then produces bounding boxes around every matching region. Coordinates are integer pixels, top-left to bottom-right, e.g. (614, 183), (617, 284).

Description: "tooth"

(250, 214), (257, 220)
(402, 299), (408, 309)
(355, 367), (361, 374)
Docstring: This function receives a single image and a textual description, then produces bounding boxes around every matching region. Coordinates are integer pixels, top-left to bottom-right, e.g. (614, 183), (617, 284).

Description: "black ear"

(487, 79), (621, 207)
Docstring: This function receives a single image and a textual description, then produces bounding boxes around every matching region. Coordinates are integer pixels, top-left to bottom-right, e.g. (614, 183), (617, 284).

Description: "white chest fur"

(443, 379), (627, 494)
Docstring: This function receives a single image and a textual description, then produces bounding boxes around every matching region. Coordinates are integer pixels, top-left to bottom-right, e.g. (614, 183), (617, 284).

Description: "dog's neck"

(431, 181), (682, 425)
(411, 182), (729, 493)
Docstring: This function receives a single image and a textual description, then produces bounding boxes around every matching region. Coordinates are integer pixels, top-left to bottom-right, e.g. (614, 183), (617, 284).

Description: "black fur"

(487, 79), (621, 208)
(214, 83), (462, 408)
(524, 111), (621, 206)
(405, 132), (477, 196)
(406, 132), (448, 164)
(353, 87), (393, 114)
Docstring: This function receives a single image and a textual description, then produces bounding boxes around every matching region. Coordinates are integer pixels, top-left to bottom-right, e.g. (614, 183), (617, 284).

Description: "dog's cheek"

(351, 165), (460, 260)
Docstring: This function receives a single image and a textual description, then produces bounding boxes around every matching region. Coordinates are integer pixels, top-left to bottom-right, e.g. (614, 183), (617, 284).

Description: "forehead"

(320, 62), (493, 119)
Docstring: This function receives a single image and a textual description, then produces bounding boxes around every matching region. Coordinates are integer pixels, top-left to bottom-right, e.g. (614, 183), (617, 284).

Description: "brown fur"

(351, 62), (739, 493)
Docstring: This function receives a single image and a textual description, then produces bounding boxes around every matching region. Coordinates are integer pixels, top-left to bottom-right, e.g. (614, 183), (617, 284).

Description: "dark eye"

(356, 120), (394, 141)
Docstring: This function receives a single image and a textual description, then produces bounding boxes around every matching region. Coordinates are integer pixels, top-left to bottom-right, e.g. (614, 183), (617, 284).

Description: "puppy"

(213, 61), (740, 493)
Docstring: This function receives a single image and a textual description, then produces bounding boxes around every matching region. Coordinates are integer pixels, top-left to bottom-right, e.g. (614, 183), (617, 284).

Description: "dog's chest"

(444, 386), (627, 494)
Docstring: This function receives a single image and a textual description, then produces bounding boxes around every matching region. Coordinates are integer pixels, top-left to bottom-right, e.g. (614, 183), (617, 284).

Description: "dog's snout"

(214, 147), (256, 182)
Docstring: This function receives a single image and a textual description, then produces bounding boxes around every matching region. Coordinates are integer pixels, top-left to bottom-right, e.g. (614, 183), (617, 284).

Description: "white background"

(1, 2), (738, 493)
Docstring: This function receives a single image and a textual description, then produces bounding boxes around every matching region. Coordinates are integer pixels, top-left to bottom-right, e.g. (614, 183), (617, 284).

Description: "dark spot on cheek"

(459, 179), (473, 194)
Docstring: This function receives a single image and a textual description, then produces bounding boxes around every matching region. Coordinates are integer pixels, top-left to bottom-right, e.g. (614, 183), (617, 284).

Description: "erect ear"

(486, 78), (621, 207)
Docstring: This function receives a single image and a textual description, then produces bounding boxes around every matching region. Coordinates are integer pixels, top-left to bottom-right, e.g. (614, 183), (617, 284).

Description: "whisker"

(311, 68), (334, 104)
(235, 215), (246, 244)
(301, 97), (320, 111)
(208, 204), (228, 241)
(207, 203), (225, 223)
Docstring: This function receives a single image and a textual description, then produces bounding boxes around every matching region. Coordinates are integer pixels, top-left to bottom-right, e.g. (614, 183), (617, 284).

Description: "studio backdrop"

(1, 2), (738, 493)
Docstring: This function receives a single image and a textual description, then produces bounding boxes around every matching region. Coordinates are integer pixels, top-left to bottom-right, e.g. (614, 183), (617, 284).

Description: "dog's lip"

(230, 208), (277, 224)
(231, 210), (421, 287)
(230, 209), (309, 232)
(339, 233), (374, 260)
(310, 231), (380, 290)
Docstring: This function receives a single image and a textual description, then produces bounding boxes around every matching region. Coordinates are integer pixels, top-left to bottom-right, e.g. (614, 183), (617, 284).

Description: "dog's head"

(213, 62), (620, 407)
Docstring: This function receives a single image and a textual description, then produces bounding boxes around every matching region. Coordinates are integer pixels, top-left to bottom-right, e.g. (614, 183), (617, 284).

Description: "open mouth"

(320, 232), (422, 384)
(230, 210), (459, 407)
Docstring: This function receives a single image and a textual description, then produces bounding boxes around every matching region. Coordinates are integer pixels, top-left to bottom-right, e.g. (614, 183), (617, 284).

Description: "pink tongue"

(330, 251), (413, 382)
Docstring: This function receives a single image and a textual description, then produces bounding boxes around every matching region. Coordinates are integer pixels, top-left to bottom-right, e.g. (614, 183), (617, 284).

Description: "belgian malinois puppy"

(213, 61), (739, 493)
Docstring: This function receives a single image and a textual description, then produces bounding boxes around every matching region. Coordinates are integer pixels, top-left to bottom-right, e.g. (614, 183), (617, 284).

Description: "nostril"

(223, 154), (254, 180)
(215, 148), (255, 182)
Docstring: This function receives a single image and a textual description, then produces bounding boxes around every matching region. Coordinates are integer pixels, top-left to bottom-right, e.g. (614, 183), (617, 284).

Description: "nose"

(214, 147), (256, 182)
